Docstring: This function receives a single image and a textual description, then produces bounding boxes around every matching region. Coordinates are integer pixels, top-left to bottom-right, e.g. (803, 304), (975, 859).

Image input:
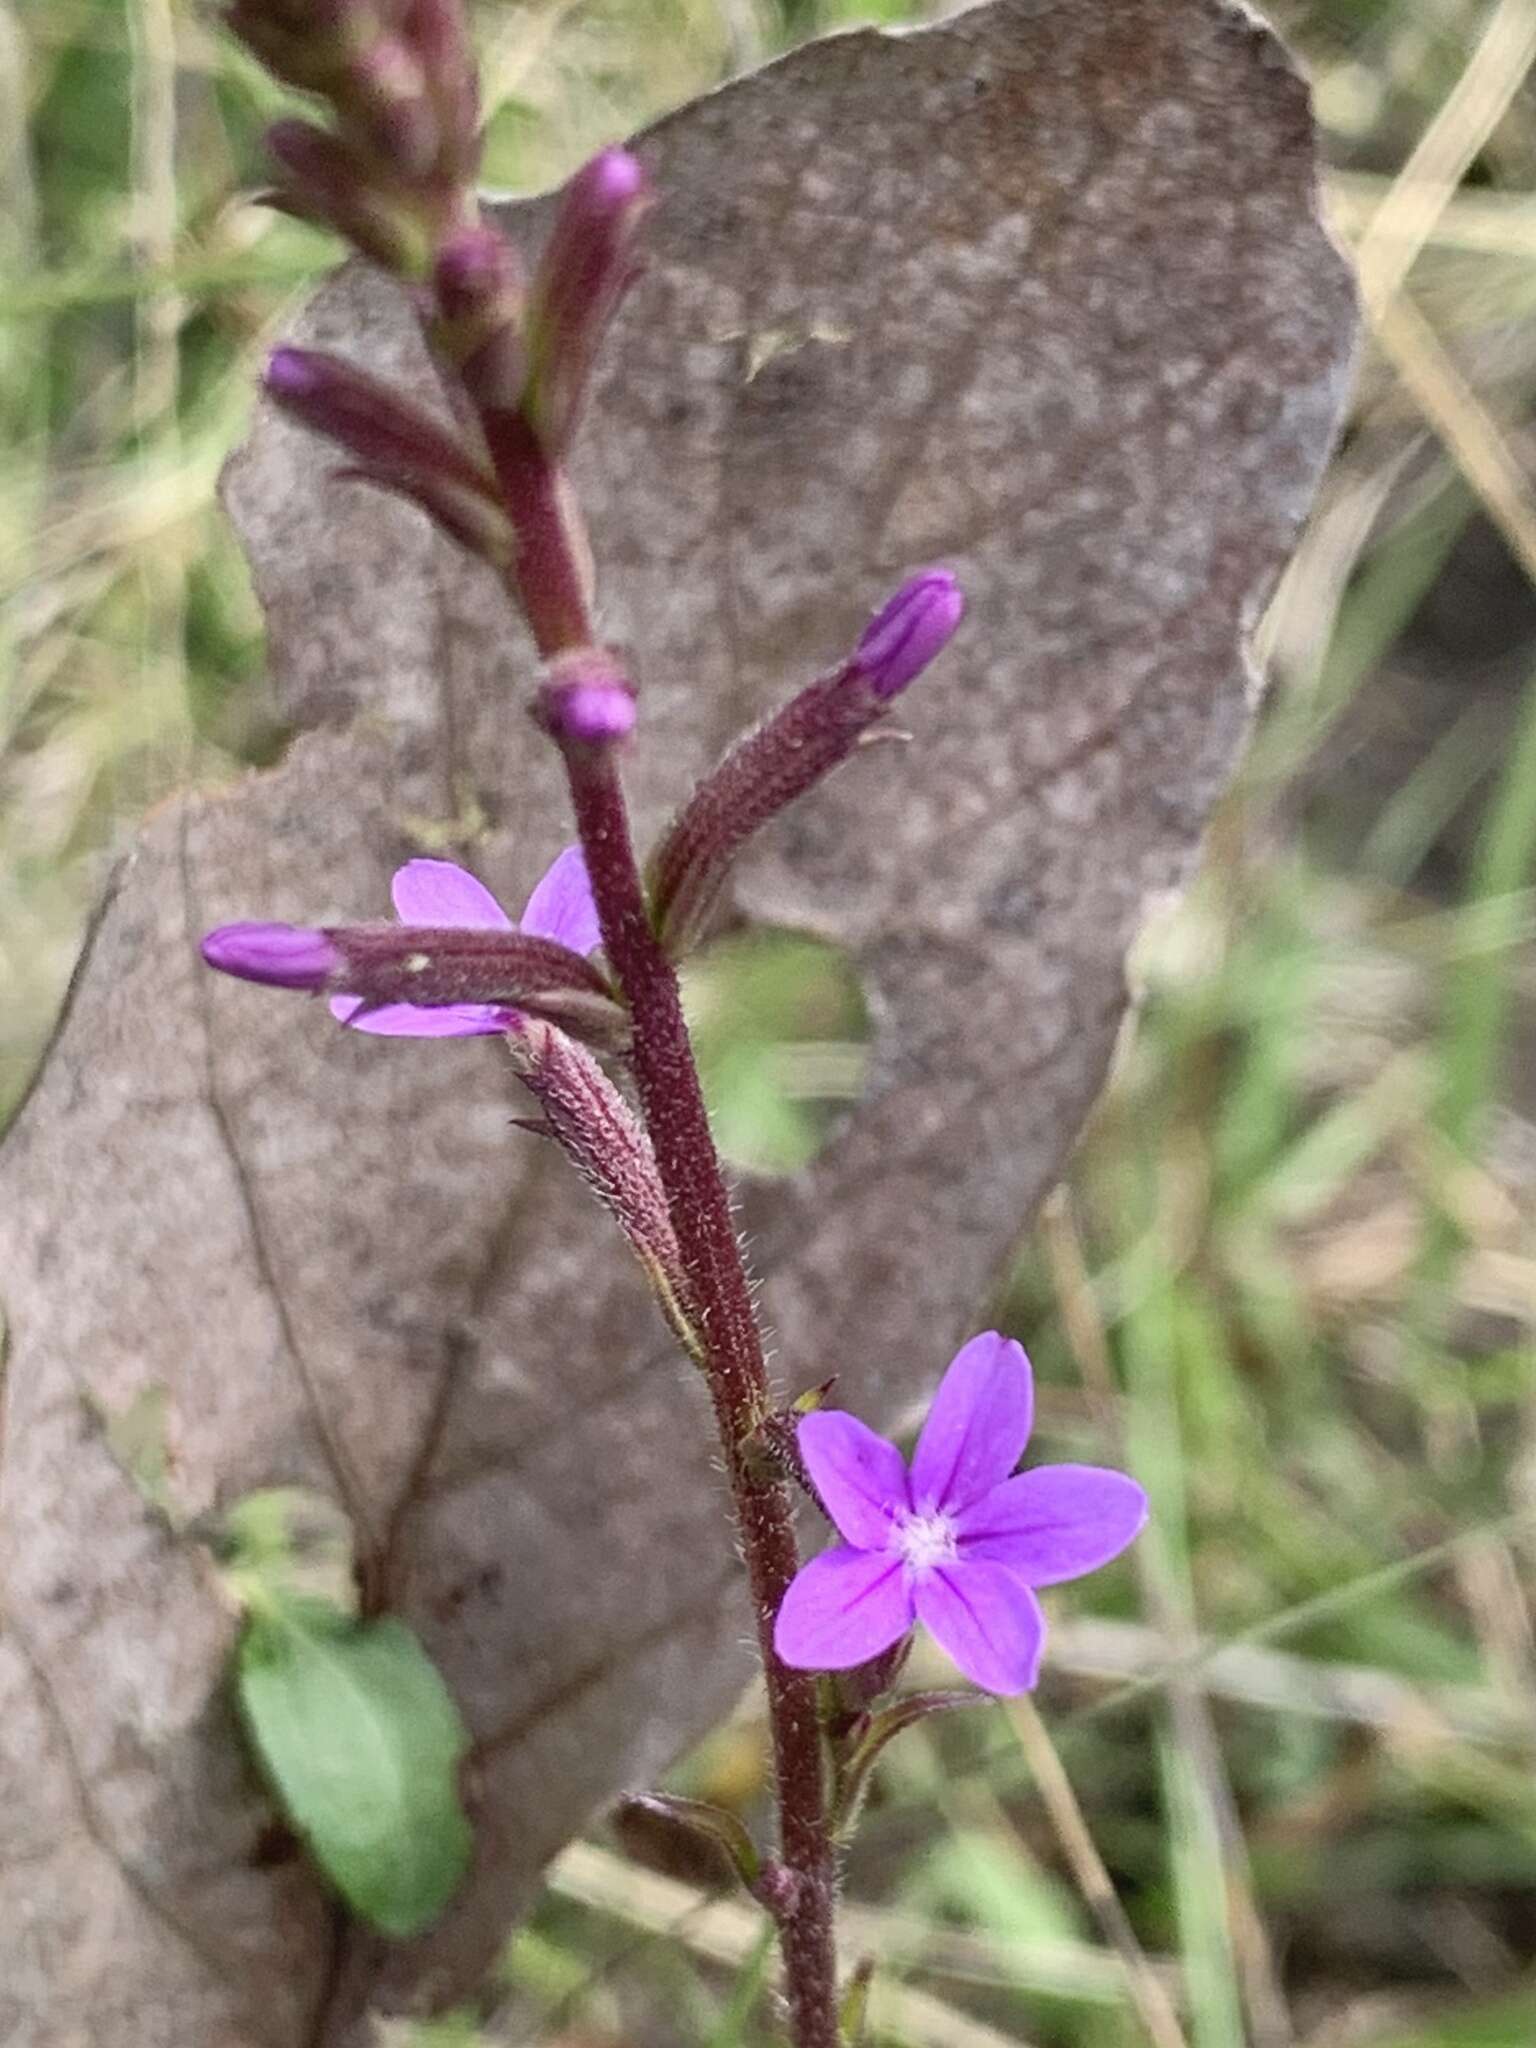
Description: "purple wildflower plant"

(329, 847), (599, 1036)
(774, 1332), (1147, 1695)
(194, 19), (1046, 2034)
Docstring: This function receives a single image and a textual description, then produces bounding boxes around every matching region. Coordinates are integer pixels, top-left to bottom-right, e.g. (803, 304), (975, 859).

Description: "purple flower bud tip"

(854, 569), (965, 699)
(550, 681), (637, 744)
(201, 922), (341, 991)
(264, 347), (320, 399)
(579, 146), (646, 208)
(435, 228), (502, 293)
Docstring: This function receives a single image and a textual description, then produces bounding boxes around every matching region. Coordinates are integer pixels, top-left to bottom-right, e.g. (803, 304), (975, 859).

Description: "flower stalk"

(551, 732), (841, 2048)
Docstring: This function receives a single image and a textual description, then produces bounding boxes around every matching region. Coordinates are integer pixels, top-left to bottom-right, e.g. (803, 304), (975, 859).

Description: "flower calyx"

(648, 569), (964, 956)
(503, 1018), (700, 1359)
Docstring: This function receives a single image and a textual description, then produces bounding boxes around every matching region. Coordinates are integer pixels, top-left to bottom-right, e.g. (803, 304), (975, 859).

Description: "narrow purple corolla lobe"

(772, 1547), (912, 1672)
(200, 922), (341, 990)
(390, 857), (512, 930)
(773, 1330), (1148, 1696)
(519, 843), (602, 956)
(852, 569), (965, 700)
(908, 1331), (1033, 1511)
(797, 1411), (911, 1550)
(913, 1566), (1045, 1697)
(956, 1466), (1150, 1585)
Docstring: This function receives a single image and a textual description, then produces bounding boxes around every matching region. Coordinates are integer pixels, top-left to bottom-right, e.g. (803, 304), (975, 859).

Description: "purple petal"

(329, 995), (507, 1037)
(773, 1546), (914, 1672)
(797, 1411), (911, 1549)
(909, 1332), (1034, 1514)
(519, 844), (601, 956)
(914, 1561), (1045, 1695)
(390, 858), (513, 929)
(201, 922), (341, 991)
(955, 1466), (1148, 1586)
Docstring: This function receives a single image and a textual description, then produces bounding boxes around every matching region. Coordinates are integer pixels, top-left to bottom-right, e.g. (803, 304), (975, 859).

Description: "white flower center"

(891, 1509), (958, 1575)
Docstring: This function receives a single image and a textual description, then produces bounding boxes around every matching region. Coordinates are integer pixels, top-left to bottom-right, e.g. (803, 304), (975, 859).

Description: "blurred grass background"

(5, 0), (1536, 2043)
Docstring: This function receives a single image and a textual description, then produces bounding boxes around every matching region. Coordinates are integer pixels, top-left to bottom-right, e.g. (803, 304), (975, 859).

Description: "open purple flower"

(773, 1332), (1147, 1695)
(329, 847), (599, 1036)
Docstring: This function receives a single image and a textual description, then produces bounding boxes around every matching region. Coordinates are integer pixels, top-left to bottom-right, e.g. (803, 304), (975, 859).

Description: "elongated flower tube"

(264, 348), (493, 495)
(201, 924), (342, 990)
(522, 147), (651, 458)
(201, 853), (628, 1050)
(649, 570), (964, 955)
(264, 348), (515, 563)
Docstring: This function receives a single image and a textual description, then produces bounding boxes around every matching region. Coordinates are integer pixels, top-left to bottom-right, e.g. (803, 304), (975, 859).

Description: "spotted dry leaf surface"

(0, 3), (1355, 2040)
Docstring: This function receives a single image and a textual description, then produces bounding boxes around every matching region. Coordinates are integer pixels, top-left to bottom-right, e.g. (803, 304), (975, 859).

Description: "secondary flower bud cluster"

(228, 0), (480, 275)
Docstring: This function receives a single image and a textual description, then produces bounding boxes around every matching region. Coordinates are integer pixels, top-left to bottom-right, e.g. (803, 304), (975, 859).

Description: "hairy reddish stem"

(479, 406), (593, 654)
(561, 745), (840, 2048)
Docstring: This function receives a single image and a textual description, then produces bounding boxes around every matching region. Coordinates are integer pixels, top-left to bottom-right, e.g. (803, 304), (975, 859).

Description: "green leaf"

(215, 1484), (360, 1618)
(237, 1601), (472, 1938)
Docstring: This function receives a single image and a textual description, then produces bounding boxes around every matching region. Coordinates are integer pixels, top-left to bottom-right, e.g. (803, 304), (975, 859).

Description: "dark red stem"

(561, 746), (840, 2048)
(478, 406), (592, 654)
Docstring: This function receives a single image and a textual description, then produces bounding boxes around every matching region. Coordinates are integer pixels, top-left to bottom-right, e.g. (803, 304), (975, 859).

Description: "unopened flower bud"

(433, 226), (526, 409)
(536, 647), (636, 748)
(264, 347), (497, 504)
(649, 569), (964, 953)
(341, 34), (440, 181)
(400, 0), (480, 185)
(523, 146), (651, 456)
(265, 119), (428, 275)
(506, 1018), (699, 1355)
(201, 923), (342, 991)
(851, 570), (965, 699)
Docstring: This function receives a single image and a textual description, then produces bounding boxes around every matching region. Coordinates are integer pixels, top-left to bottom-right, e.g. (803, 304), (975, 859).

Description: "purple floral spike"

(774, 1332), (1147, 1695)
(330, 847), (599, 1036)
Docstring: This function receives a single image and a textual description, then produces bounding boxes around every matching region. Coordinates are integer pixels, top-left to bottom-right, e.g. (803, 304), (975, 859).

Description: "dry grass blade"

(1353, 0), (1536, 317)
(1006, 1693), (1190, 2048)
(1040, 1188), (1295, 2048)
(548, 1841), (1048, 2048)
(1372, 294), (1536, 587)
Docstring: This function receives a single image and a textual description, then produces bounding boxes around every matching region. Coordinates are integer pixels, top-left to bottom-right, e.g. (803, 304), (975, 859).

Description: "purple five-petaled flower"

(773, 1332), (1148, 1695)
(328, 849), (600, 1036)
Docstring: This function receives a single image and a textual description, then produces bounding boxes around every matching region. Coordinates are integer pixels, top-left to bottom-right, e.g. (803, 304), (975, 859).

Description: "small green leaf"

(237, 1600), (472, 1937)
(216, 1484), (359, 1617)
(88, 1383), (175, 1518)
